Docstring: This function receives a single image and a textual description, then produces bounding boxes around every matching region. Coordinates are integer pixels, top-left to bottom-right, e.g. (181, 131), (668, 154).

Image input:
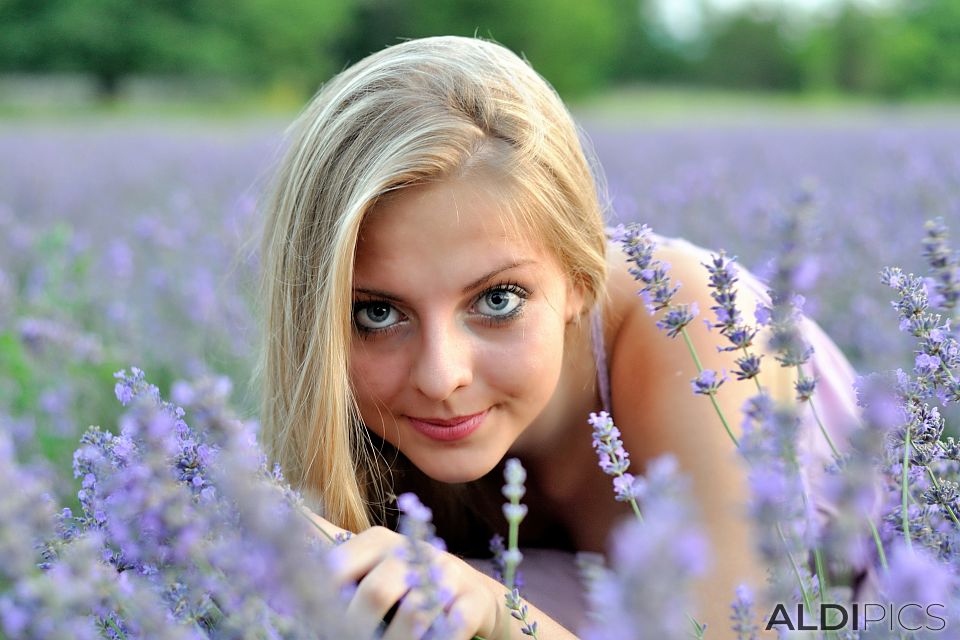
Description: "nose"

(410, 318), (473, 401)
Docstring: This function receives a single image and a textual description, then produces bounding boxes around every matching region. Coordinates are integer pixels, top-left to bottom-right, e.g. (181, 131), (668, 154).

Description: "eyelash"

(352, 280), (530, 338)
(475, 281), (528, 327)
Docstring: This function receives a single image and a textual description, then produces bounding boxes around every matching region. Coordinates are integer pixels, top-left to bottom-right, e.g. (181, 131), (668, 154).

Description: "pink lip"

(406, 410), (489, 442)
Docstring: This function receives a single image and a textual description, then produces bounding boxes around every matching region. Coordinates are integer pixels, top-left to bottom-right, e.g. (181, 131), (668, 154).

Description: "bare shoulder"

(603, 234), (786, 455)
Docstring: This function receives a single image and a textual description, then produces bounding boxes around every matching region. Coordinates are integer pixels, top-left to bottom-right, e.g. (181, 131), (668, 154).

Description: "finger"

(298, 505), (350, 542)
(444, 589), (497, 640)
(345, 552), (411, 634)
(382, 588), (449, 640)
(329, 526), (399, 586)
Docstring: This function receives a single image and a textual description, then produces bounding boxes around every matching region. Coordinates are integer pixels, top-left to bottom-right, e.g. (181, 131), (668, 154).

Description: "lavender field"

(3, 115), (957, 448)
(2, 111), (960, 637)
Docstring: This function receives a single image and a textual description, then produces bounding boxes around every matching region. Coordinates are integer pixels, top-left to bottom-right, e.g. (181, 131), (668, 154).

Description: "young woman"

(255, 35), (865, 639)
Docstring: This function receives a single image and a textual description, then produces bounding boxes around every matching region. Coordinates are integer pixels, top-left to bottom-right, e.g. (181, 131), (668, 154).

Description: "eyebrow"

(353, 259), (536, 303)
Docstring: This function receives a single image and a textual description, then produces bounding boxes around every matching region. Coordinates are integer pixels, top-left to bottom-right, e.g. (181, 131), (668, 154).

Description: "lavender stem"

(902, 424), (913, 550)
(680, 326), (739, 447)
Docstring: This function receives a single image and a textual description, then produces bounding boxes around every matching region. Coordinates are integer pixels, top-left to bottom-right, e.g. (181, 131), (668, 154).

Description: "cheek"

(477, 317), (566, 403)
(349, 347), (408, 424)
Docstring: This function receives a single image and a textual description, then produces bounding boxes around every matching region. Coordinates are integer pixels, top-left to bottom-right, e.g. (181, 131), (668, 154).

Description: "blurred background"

(1, 0), (958, 107)
(1, 0), (958, 498)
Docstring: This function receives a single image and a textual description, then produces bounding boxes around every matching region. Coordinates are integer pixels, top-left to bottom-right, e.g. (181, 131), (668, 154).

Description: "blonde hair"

(255, 35), (608, 532)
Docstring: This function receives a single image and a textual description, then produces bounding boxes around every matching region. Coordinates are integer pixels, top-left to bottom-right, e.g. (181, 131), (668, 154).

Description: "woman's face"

(350, 175), (583, 483)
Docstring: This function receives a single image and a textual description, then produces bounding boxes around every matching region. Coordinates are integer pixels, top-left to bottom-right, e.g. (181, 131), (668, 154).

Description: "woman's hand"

(300, 507), (504, 639)
(329, 525), (503, 639)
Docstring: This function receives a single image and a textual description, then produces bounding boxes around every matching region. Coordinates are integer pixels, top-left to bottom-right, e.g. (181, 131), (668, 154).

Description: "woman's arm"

(303, 509), (579, 639)
(606, 241), (782, 639)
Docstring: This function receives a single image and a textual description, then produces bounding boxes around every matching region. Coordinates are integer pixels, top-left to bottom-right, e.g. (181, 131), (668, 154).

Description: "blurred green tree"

(335, 0), (625, 97)
(874, 0), (960, 97)
(799, 2), (885, 93)
(697, 6), (803, 90)
(0, 0), (352, 98)
(607, 0), (694, 83)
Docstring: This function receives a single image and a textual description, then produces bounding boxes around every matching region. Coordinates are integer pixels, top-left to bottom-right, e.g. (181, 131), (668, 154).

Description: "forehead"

(355, 176), (550, 268)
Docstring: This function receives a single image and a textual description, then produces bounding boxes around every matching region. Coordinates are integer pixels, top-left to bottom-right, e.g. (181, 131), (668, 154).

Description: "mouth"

(406, 409), (489, 442)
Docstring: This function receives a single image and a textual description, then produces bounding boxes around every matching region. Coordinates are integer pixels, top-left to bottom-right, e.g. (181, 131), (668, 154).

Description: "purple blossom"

(881, 542), (956, 619)
(656, 302), (699, 338)
(618, 223), (702, 339)
(502, 457), (528, 503)
(691, 368), (727, 396)
(612, 473), (645, 503)
(915, 352), (942, 372)
(580, 454), (707, 640)
(729, 584), (759, 640)
(113, 366), (146, 406)
(794, 372), (818, 402)
(702, 252), (763, 362)
(396, 492), (459, 637)
(738, 393), (819, 603)
(733, 353), (764, 381)
(505, 588), (539, 637)
(588, 411), (630, 477)
(922, 217), (960, 313)
(17, 316), (104, 364)
(754, 303), (772, 326)
(500, 455), (533, 632)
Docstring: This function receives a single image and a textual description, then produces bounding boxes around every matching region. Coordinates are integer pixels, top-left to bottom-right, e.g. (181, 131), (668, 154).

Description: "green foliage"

(606, 0), (694, 83)
(2, 1), (960, 114)
(874, 0), (960, 97)
(799, 3), (886, 93)
(336, 0), (626, 97)
(0, 330), (36, 416)
(0, 0), (353, 97)
(698, 8), (804, 91)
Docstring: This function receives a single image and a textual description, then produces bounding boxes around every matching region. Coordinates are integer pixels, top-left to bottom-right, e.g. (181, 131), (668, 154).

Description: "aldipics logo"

(765, 603), (947, 633)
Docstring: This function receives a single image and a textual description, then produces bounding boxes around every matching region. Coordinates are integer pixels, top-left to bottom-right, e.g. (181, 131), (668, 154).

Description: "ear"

(564, 279), (588, 324)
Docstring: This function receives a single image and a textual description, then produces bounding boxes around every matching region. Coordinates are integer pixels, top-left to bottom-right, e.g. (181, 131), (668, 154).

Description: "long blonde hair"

(255, 35), (609, 532)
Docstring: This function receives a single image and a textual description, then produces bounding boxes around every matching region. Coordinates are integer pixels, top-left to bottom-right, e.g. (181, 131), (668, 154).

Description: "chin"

(408, 449), (502, 484)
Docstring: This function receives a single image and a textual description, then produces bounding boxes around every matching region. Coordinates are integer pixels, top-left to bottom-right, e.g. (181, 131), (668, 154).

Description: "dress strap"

(590, 305), (613, 414)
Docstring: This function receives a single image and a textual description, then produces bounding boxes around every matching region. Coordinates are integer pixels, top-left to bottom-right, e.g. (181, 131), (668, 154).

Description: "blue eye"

(475, 285), (526, 318)
(354, 302), (401, 331)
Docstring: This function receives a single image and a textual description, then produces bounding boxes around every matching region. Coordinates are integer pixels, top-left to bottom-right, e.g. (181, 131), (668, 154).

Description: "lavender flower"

(880, 542), (957, 631)
(17, 316), (104, 364)
(588, 411), (645, 511)
(616, 223), (680, 313)
(876, 257), (960, 553)
(580, 455), (707, 640)
(733, 353), (763, 382)
(616, 222), (702, 340)
(738, 394), (819, 604)
(691, 369), (727, 396)
(0, 428), (57, 582)
(794, 373), (818, 402)
(703, 252), (758, 346)
(703, 252), (741, 326)
(54, 369), (364, 638)
(488, 533), (524, 592)
(396, 492), (459, 637)
(729, 584), (759, 640)
(207, 429), (357, 639)
(500, 458), (539, 637)
(700, 250), (768, 390)
(757, 206), (819, 373)
(922, 217), (960, 314)
(0, 419), (198, 640)
(656, 302), (699, 338)
(501, 458), (529, 584)
(588, 411), (630, 476)
(505, 588), (539, 638)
